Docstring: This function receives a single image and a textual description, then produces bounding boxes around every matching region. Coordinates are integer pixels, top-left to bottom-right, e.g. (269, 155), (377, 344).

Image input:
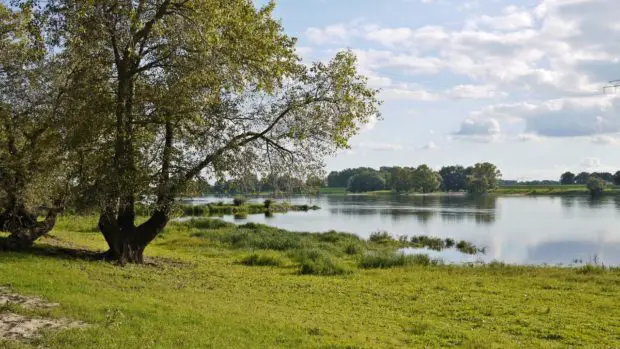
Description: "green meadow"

(1, 216), (619, 349)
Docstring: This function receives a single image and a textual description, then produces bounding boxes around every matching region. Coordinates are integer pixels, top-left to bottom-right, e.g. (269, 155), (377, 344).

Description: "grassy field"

(492, 184), (620, 195)
(1, 217), (620, 348)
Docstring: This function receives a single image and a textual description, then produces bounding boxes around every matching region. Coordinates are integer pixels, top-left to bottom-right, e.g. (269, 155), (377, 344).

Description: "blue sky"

(258, 0), (620, 180)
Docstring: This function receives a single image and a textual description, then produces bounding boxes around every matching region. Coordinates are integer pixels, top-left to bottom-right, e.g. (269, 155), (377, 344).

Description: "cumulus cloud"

(305, 0), (620, 142)
(468, 95), (620, 138)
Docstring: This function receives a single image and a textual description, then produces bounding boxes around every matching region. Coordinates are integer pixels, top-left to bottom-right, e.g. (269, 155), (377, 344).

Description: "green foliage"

(586, 176), (606, 196)
(412, 165), (442, 193)
(240, 253), (286, 267)
(294, 249), (352, 276)
(347, 172), (386, 193)
(466, 162), (502, 194)
(410, 236), (446, 251)
(439, 166), (468, 192)
(360, 252), (438, 269)
(369, 231), (395, 244)
(233, 197), (247, 207)
(560, 172), (576, 185)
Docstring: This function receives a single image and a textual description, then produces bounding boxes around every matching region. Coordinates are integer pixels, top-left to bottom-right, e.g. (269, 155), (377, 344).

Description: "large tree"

(439, 165), (468, 192)
(51, 0), (379, 263)
(0, 3), (68, 248)
(466, 163), (502, 194)
(412, 165), (441, 193)
(560, 171), (576, 185)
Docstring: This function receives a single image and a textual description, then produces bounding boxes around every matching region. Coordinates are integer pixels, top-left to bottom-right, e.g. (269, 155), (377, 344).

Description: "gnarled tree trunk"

(0, 203), (61, 250)
(98, 208), (169, 265)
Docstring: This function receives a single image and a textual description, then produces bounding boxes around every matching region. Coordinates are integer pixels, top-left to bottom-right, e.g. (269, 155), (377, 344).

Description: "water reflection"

(324, 194), (497, 225)
(195, 193), (620, 266)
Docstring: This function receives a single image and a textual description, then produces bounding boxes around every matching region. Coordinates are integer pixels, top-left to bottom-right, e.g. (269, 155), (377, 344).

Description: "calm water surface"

(188, 194), (620, 266)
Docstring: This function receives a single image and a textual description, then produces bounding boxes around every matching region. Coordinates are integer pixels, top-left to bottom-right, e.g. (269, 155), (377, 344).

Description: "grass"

(359, 252), (439, 269)
(0, 216), (619, 348)
(492, 184), (620, 196)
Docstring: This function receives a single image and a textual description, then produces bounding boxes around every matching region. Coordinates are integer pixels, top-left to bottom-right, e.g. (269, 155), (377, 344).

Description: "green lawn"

(1, 217), (619, 348)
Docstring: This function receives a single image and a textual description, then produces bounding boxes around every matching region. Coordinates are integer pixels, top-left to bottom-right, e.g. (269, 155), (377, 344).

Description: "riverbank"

(321, 185), (620, 196)
(1, 216), (619, 348)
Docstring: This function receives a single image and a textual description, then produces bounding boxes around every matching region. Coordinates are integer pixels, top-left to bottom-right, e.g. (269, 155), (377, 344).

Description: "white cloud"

(454, 118), (501, 142)
(419, 141), (438, 150)
(468, 95), (620, 138)
(591, 135), (620, 146)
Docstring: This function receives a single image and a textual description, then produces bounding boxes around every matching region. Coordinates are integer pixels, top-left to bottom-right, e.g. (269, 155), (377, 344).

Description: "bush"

(240, 253), (285, 267)
(264, 199), (273, 209)
(359, 252), (438, 269)
(444, 238), (455, 248)
(233, 196), (247, 206)
(344, 243), (362, 255)
(587, 176), (606, 196)
(295, 249), (352, 276)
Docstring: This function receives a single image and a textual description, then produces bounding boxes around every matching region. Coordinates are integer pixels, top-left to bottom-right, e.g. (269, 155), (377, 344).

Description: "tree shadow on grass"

(0, 236), (105, 262)
(0, 236), (192, 269)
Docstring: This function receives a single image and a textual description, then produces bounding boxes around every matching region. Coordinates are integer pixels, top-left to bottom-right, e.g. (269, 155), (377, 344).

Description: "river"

(186, 194), (620, 266)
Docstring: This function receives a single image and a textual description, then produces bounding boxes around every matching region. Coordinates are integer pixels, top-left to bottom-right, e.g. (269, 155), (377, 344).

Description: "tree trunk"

(99, 209), (169, 264)
(0, 204), (61, 250)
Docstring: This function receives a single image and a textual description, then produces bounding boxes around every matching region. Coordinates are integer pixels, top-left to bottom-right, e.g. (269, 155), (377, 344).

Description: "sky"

(256, 0), (620, 180)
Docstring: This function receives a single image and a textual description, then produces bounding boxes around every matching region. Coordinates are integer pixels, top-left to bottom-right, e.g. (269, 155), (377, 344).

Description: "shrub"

(359, 252), (438, 269)
(264, 199), (273, 209)
(295, 249), (352, 276)
(587, 176), (606, 196)
(344, 243), (362, 255)
(240, 253), (285, 267)
(233, 196), (247, 206)
(444, 238), (455, 248)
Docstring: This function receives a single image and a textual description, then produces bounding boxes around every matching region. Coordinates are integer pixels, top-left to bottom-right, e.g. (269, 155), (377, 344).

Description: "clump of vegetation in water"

(369, 231), (396, 244)
(264, 199), (273, 209)
(410, 236), (445, 251)
(233, 197), (248, 206)
(179, 201), (320, 218)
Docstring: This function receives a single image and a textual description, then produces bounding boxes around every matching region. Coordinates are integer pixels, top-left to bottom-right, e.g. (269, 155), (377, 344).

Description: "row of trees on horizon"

(327, 163), (503, 194)
(560, 171), (620, 185)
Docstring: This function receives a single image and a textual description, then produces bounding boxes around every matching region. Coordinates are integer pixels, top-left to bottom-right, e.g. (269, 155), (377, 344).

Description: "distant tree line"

(560, 171), (620, 185)
(184, 175), (324, 196)
(327, 163), (502, 194)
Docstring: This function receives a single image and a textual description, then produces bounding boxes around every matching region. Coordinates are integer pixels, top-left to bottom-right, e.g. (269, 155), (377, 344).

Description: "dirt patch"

(0, 287), (87, 341)
(0, 313), (85, 340)
(0, 287), (59, 309)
